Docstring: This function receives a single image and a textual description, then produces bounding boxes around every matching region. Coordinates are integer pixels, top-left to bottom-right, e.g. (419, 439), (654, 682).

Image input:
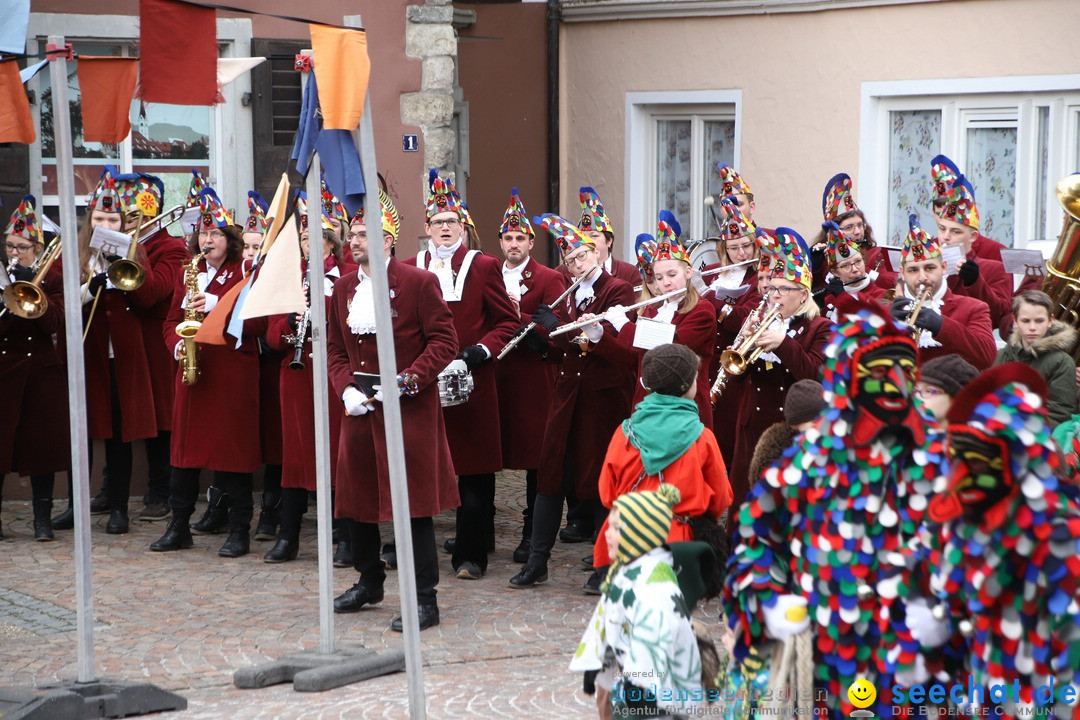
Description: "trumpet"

(2, 237), (63, 320)
(709, 299), (782, 404)
(176, 251), (206, 386)
(903, 283), (931, 343)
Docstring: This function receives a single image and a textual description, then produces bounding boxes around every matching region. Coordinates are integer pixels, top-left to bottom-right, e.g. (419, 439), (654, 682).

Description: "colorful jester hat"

(197, 188), (233, 230)
(929, 153), (961, 203)
(320, 180), (347, 228)
(934, 174), (980, 230)
(5, 195), (41, 245)
(245, 191), (269, 233)
(460, 200), (480, 242)
(499, 187), (534, 238)
(425, 168), (463, 222)
(349, 189), (400, 243)
(635, 233), (657, 283)
(718, 196), (757, 244)
(822, 220), (861, 268)
(87, 166), (122, 215)
(900, 214), (942, 266)
(296, 192), (334, 232)
(716, 163), (753, 198)
(578, 186), (612, 235)
(724, 300), (946, 706)
(115, 170), (164, 219)
(768, 227), (812, 289)
(822, 172), (858, 222)
(653, 211), (690, 265)
(536, 213), (594, 260)
(185, 169), (207, 208)
(755, 228), (781, 274)
(929, 363), (1057, 530)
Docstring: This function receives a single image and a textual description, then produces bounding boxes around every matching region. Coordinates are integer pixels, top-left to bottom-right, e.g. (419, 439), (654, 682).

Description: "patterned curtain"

(704, 120), (736, 237)
(887, 110), (941, 245)
(656, 119), (692, 234)
(966, 126), (1017, 247)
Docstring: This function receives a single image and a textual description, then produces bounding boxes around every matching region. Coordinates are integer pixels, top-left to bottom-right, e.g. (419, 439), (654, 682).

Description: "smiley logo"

(847, 678), (876, 709)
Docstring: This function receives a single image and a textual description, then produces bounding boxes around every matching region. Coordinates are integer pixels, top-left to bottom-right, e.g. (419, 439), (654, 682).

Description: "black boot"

(218, 525), (250, 558)
(32, 499), (55, 541)
(263, 536), (298, 563)
(253, 490), (280, 541)
(191, 487), (229, 535)
(106, 507), (129, 535)
(150, 518), (194, 551)
(51, 503), (74, 530)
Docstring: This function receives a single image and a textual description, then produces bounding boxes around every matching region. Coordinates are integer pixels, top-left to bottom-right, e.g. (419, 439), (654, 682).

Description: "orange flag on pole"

(78, 57), (138, 143)
(0, 59), (35, 144)
(309, 24), (369, 130)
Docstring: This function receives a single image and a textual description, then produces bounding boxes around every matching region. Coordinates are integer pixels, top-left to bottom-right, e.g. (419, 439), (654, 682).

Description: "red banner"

(78, 57), (139, 143)
(0, 60), (34, 144)
(138, 0), (219, 106)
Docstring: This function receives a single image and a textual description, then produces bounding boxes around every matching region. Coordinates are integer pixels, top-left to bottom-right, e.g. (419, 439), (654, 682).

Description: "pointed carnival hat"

(768, 227), (812, 289)
(578, 186), (612, 235)
(245, 191), (269, 233)
(822, 220), (861, 268)
(426, 168), (464, 221)
(350, 189), (400, 243)
(5, 195), (41, 245)
(900, 214), (942, 265)
(499, 187), (534, 237)
(653, 210), (691, 265)
(822, 172), (858, 222)
(537, 213), (594, 260)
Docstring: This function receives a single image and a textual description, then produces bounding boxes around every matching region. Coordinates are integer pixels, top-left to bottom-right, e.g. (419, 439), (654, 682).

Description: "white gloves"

(582, 319), (604, 343)
(905, 599), (951, 648)
(762, 594), (810, 642)
(604, 305), (629, 333)
(371, 383), (401, 403)
(342, 387), (372, 416)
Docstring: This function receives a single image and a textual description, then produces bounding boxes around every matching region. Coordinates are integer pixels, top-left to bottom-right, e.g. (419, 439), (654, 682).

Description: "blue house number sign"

(403, 134), (419, 152)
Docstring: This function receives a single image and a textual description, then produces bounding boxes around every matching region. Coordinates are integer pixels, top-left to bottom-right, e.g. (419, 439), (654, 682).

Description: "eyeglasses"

(763, 286), (804, 297)
(915, 386), (944, 398)
(5, 242), (35, 254)
(347, 231), (367, 241)
(429, 219), (461, 229)
(198, 229), (226, 239)
(839, 221), (865, 234)
(835, 257), (865, 273)
(727, 241), (755, 254)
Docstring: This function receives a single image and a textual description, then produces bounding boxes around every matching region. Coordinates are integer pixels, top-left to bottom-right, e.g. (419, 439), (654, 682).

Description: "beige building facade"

(558, 0), (1080, 260)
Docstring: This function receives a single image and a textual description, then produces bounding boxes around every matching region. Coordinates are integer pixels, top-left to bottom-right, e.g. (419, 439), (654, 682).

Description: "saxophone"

(176, 252), (206, 386)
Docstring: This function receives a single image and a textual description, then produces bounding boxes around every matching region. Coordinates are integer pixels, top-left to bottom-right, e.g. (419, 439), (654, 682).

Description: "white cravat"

(502, 261), (526, 299)
(757, 315), (793, 364)
(903, 282), (946, 348)
(428, 239), (461, 297)
(574, 266), (600, 308)
(347, 270), (377, 335)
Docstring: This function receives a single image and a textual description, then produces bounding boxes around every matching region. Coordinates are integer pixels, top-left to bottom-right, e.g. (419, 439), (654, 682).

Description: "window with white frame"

(625, 91), (741, 254)
(862, 79), (1080, 249)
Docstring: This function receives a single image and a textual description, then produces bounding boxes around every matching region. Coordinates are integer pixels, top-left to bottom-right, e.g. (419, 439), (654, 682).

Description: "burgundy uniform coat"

(258, 344), (284, 466)
(592, 297), (717, 428)
(163, 258), (262, 473)
(404, 245), (519, 476)
(729, 314), (832, 507)
(947, 251), (1013, 334)
(916, 289), (997, 370)
(128, 229), (188, 433)
(863, 245), (899, 291)
(495, 257), (566, 470)
(0, 265), (70, 476)
(327, 259), (460, 522)
(538, 270), (636, 499)
(266, 261), (345, 491)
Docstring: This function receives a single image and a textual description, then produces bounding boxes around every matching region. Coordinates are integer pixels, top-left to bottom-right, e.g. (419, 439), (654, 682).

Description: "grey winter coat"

(995, 320), (1077, 428)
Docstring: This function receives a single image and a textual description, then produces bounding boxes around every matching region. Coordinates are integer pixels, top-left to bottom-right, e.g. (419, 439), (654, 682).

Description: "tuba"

(2, 237), (63, 320)
(176, 252), (206, 386)
(1043, 174), (1080, 361)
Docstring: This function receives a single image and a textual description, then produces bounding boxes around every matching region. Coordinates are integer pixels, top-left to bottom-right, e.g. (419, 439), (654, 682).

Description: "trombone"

(709, 298), (782, 404)
(2, 236), (63, 320)
(107, 204), (188, 292)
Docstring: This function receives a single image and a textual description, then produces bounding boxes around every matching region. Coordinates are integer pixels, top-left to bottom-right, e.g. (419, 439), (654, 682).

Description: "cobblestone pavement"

(0, 471), (727, 719)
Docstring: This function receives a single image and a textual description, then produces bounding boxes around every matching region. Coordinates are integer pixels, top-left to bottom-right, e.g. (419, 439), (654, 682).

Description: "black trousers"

(451, 472), (495, 572)
(144, 431), (172, 504)
(261, 464), (282, 505)
(0, 474), (54, 502)
(170, 468), (253, 528)
(350, 517), (438, 605)
(521, 468), (538, 539)
(278, 487), (308, 542)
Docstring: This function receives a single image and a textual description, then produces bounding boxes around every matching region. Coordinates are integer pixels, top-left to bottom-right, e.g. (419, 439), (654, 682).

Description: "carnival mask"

(943, 429), (1012, 522)
(850, 339), (917, 442)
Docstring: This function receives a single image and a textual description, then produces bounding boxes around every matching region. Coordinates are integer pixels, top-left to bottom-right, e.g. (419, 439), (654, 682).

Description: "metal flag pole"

(48, 33), (95, 685)
(346, 14), (427, 719)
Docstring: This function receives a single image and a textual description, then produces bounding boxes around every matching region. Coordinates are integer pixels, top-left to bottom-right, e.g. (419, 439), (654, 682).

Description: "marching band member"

(914, 353), (978, 422)
(555, 187), (639, 287)
(817, 220), (888, 318)
(930, 154), (1008, 262)
(405, 170), (518, 581)
(589, 212), (717, 428)
(262, 215), (352, 562)
(151, 188), (263, 557)
(889, 215), (997, 369)
(727, 228), (831, 508)
(715, 163), (758, 221)
(320, 179), (349, 250)
(813, 172), (897, 291)
(509, 214), (635, 591)
(931, 171), (1013, 332)
(633, 233), (659, 298)
(75, 168), (166, 535)
(0, 196), (67, 540)
(725, 301), (945, 719)
(241, 191), (268, 264)
(492, 188), (567, 563)
(887, 364), (1080, 717)
(327, 189), (459, 632)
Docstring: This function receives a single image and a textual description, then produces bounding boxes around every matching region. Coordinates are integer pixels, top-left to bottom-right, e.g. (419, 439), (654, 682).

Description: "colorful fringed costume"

(723, 301), (947, 719)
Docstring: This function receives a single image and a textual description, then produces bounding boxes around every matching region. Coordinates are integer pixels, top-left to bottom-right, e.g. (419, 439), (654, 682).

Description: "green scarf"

(621, 393), (704, 476)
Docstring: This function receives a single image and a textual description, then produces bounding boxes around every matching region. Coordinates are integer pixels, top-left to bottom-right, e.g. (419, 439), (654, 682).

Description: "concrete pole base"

(0, 679), (186, 719)
(233, 646), (406, 693)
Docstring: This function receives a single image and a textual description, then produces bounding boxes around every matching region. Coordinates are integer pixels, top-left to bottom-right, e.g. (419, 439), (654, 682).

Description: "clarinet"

(287, 277), (311, 371)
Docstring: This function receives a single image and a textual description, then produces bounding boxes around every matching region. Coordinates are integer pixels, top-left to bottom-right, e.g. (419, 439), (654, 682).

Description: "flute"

(633, 257), (758, 293)
(496, 269), (589, 360)
(549, 287), (686, 337)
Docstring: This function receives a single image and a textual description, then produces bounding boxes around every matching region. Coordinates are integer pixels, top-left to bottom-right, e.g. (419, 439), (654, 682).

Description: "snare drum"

(688, 238), (721, 271)
(437, 359), (474, 407)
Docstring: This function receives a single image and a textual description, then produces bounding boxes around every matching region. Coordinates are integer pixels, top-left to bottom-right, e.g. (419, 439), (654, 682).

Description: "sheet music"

(89, 226), (132, 258)
(632, 317), (677, 351)
(941, 244), (964, 277)
(1000, 248), (1046, 277)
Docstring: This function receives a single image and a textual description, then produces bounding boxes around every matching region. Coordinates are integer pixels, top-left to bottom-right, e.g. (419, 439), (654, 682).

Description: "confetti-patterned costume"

(723, 303), (947, 719)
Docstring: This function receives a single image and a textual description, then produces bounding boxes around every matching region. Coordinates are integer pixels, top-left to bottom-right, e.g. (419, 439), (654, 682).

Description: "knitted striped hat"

(613, 485), (681, 564)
